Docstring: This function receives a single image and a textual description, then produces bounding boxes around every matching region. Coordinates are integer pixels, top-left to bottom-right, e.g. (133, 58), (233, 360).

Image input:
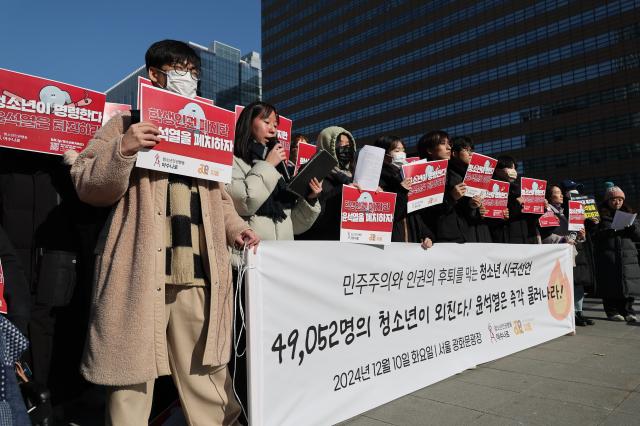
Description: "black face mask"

(335, 145), (353, 169)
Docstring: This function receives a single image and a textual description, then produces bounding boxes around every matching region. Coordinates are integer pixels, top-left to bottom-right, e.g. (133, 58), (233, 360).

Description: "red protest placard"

(136, 84), (235, 183)
(277, 115), (292, 162)
(521, 177), (547, 214)
(462, 153), (498, 197)
(102, 102), (131, 125)
(539, 210), (560, 228)
(405, 156), (421, 163)
(483, 179), (510, 219)
(0, 68), (106, 155)
(294, 141), (317, 176)
(138, 77), (213, 106)
(0, 259), (7, 314)
(402, 159), (448, 213)
(340, 185), (396, 245)
(568, 200), (585, 231)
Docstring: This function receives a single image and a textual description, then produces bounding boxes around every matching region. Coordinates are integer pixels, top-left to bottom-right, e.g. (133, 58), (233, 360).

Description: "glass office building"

(262, 0), (640, 206)
(106, 41), (262, 111)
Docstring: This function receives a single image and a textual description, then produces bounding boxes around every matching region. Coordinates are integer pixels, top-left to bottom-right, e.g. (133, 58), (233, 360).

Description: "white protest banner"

(402, 159), (448, 213)
(462, 153), (497, 197)
(136, 84), (234, 183)
(247, 242), (574, 426)
(340, 185), (396, 245)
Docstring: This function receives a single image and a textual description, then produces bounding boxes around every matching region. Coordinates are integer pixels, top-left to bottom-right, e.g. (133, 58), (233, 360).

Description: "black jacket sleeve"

(0, 225), (30, 335)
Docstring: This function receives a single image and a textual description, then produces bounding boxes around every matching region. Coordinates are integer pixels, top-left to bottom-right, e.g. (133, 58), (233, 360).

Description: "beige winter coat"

(67, 113), (250, 386)
(226, 156), (320, 240)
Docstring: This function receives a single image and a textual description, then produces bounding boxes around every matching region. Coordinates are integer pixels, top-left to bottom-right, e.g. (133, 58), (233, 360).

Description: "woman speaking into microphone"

(226, 101), (322, 241)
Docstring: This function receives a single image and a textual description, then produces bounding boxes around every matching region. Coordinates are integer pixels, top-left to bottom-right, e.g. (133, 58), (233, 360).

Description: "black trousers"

(603, 297), (636, 317)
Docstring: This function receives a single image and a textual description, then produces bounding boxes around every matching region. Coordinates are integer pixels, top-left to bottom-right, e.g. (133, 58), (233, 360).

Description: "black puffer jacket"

(378, 163), (433, 243)
(574, 219), (597, 294)
(594, 205), (640, 299)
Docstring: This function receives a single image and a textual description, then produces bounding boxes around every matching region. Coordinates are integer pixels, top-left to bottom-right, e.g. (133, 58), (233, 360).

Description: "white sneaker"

(625, 314), (637, 323)
(608, 314), (625, 321)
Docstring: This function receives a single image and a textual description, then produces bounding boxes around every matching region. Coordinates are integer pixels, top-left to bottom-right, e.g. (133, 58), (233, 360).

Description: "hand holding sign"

(121, 122), (162, 156)
(451, 183), (466, 200)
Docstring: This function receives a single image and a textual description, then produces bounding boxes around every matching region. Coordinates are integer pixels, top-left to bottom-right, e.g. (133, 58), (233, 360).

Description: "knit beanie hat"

(604, 186), (625, 200)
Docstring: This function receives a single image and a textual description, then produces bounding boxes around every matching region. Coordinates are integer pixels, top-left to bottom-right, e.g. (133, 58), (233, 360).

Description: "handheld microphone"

(266, 137), (291, 182)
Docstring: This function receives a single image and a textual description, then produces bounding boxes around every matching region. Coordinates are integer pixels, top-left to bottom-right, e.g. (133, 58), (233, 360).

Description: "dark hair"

(145, 40), (201, 71)
(496, 155), (516, 169)
(417, 130), (449, 160)
(451, 136), (474, 153)
(545, 184), (562, 202)
(374, 135), (404, 154)
(234, 101), (279, 164)
(291, 133), (308, 149)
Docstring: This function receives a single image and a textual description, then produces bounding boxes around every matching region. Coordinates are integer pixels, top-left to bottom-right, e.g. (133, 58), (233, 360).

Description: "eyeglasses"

(157, 67), (200, 81)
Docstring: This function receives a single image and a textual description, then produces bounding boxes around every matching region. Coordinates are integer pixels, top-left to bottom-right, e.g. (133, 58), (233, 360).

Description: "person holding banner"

(67, 40), (259, 425)
(374, 136), (433, 248)
(227, 102), (321, 241)
(594, 186), (640, 322)
(416, 130), (472, 243)
(297, 126), (357, 241)
(450, 136), (492, 243)
(489, 155), (541, 244)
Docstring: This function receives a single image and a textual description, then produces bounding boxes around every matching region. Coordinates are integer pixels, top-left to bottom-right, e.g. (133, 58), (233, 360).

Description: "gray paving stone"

(365, 394), (483, 426)
(485, 393), (610, 425)
(454, 367), (543, 393)
(472, 413), (530, 425)
(337, 415), (394, 426)
(599, 411), (640, 426)
(411, 378), (519, 412)
(615, 391), (640, 415)
(522, 376), (629, 410)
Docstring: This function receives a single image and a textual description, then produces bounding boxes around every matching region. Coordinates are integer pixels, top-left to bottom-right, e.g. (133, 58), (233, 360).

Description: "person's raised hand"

(121, 122), (162, 156)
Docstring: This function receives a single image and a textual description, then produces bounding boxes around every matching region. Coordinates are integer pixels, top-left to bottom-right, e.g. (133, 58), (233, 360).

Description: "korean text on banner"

(277, 115), (293, 162)
(462, 153), (497, 197)
(521, 177), (547, 214)
(0, 68), (106, 155)
(401, 159), (448, 213)
(246, 241), (575, 426)
(294, 142), (317, 176)
(568, 201), (585, 231)
(572, 196), (600, 222)
(136, 84), (234, 183)
(340, 185), (396, 245)
(483, 179), (510, 219)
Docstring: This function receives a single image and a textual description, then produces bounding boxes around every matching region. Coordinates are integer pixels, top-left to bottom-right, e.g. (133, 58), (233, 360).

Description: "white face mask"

(164, 70), (197, 98)
(391, 152), (407, 167)
(506, 168), (518, 180)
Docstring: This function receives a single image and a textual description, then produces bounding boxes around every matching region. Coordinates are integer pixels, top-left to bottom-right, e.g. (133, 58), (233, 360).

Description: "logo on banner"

(547, 260), (572, 320)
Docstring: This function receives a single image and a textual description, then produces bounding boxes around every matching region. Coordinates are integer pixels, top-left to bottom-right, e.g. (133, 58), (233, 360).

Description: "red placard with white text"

(340, 185), (396, 245)
(102, 102), (131, 125)
(0, 68), (106, 155)
(521, 177), (547, 214)
(138, 77), (213, 106)
(462, 153), (497, 197)
(568, 201), (585, 231)
(402, 159), (448, 213)
(483, 179), (510, 219)
(137, 84), (234, 183)
(539, 210), (561, 228)
(0, 259), (7, 314)
(294, 142), (317, 175)
(405, 156), (421, 163)
(277, 116), (292, 162)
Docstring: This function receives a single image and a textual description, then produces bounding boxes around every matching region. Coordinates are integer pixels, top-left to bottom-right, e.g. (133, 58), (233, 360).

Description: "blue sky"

(0, 1), (261, 92)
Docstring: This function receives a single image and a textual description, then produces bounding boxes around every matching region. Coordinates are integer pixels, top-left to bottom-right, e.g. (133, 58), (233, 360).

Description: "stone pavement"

(341, 298), (640, 426)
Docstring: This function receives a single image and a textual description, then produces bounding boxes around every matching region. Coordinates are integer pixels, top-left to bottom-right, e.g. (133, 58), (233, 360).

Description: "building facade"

(262, 0), (640, 206)
(106, 41), (262, 112)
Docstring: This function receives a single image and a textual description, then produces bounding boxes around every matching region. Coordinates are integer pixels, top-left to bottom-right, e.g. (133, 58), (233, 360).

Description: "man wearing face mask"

(296, 126), (357, 241)
(64, 40), (258, 425)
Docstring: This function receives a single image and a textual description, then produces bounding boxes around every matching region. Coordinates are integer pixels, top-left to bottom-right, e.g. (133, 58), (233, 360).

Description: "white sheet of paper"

(353, 145), (385, 191)
(611, 210), (637, 230)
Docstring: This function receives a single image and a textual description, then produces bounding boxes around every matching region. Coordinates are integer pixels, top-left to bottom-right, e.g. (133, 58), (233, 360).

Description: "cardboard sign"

(136, 84), (235, 183)
(0, 259), (7, 314)
(0, 68), (106, 155)
(462, 153), (498, 197)
(483, 179), (510, 219)
(539, 210), (561, 228)
(102, 102), (131, 125)
(568, 201), (585, 232)
(340, 185), (396, 245)
(401, 159), (448, 213)
(571, 195), (600, 222)
(293, 141), (317, 175)
(521, 177), (547, 214)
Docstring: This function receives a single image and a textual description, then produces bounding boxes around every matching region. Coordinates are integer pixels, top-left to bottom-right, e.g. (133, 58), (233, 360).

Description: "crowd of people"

(1, 39), (639, 425)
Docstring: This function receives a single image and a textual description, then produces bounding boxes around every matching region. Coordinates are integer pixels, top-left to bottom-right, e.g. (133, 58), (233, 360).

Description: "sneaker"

(608, 314), (625, 321)
(625, 315), (637, 323)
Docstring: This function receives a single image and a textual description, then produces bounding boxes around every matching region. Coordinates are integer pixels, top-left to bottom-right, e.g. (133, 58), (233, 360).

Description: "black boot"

(575, 312), (587, 326)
